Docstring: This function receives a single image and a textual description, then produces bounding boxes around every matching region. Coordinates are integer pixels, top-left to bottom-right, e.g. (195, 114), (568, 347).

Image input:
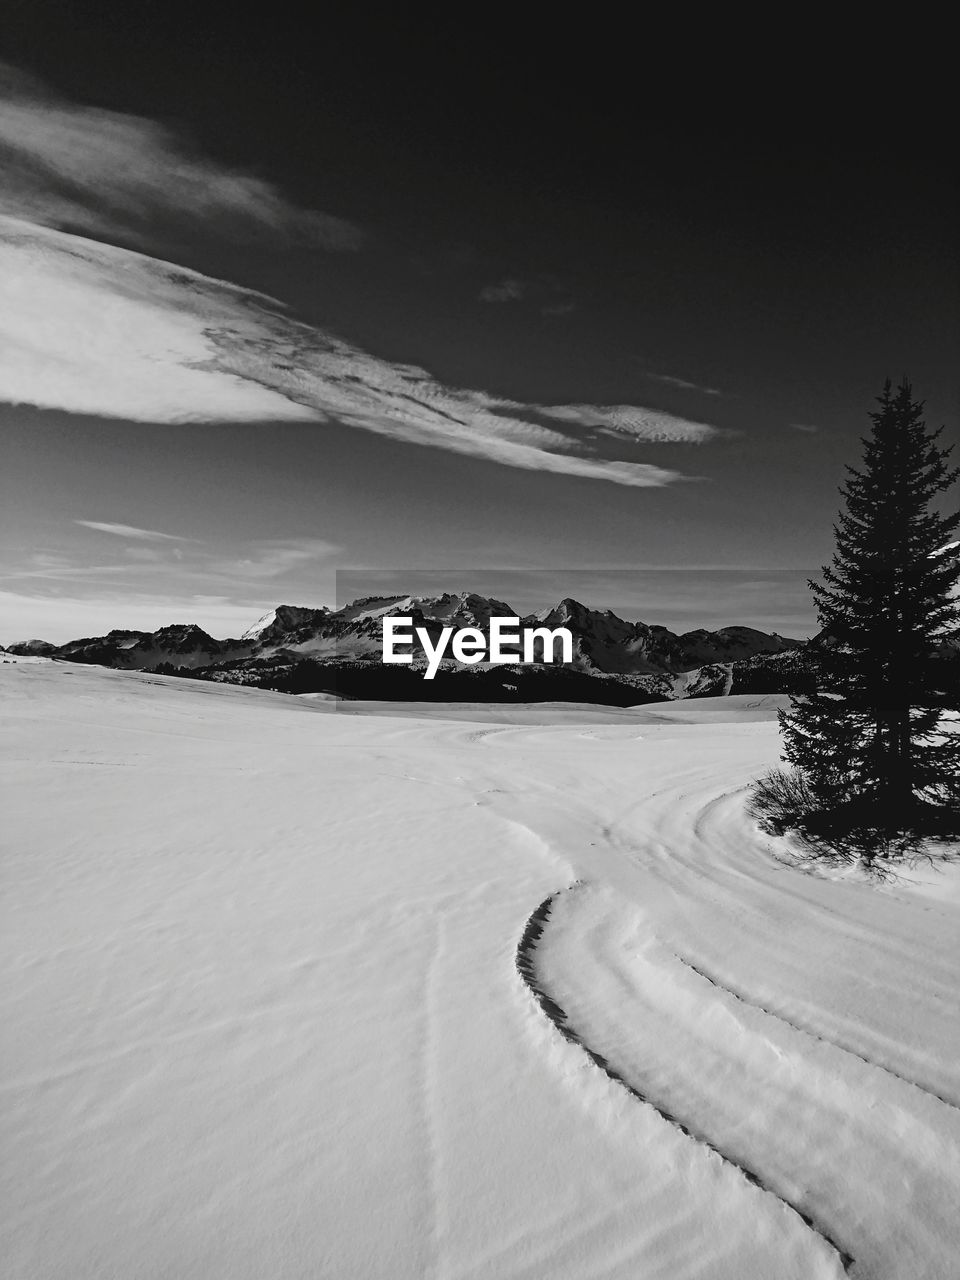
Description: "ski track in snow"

(672, 950), (960, 1113)
(515, 889), (856, 1274)
(500, 773), (960, 1280)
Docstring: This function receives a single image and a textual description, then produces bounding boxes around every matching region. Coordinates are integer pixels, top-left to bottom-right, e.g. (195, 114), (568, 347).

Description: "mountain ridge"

(5, 592), (801, 672)
(3, 592), (813, 703)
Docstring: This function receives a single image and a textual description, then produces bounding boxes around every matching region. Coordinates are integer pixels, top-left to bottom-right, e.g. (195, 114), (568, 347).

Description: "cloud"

(0, 215), (723, 487)
(123, 547), (167, 563)
(541, 301), (576, 318)
(478, 279), (526, 303)
(0, 535), (342, 642)
(6, 557), (135, 582)
(216, 539), (341, 579)
(645, 372), (723, 396)
(479, 275), (577, 317)
(0, 61), (727, 490)
(789, 422), (820, 433)
(530, 404), (718, 443)
(75, 520), (189, 541)
(5, 538), (338, 587)
(0, 61), (362, 251)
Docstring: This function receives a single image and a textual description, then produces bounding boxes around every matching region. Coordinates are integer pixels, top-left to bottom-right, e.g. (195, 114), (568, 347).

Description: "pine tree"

(778, 380), (960, 853)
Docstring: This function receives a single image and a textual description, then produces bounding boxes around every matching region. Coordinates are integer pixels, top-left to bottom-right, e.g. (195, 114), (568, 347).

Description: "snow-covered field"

(2, 660), (959, 1279)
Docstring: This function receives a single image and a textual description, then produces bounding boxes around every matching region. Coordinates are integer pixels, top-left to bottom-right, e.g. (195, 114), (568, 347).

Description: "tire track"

(516, 890), (855, 1276)
(673, 952), (960, 1113)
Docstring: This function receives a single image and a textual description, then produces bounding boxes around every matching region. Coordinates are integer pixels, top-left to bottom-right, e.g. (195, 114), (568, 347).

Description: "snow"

(240, 609), (278, 640)
(2, 664), (958, 1279)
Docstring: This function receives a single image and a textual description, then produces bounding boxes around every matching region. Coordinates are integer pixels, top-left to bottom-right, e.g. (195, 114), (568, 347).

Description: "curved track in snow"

(515, 889), (856, 1275)
(672, 949), (960, 1114)
(497, 738), (960, 1280)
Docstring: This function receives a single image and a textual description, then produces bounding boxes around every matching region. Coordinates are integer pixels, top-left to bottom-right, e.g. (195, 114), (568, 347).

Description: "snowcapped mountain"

(241, 605), (329, 642)
(2, 638), (58, 656)
(534, 599), (797, 675)
(6, 593), (805, 702)
(11, 624), (242, 671)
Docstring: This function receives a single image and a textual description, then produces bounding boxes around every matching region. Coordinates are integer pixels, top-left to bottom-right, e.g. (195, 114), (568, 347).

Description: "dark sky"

(1, 6), (957, 639)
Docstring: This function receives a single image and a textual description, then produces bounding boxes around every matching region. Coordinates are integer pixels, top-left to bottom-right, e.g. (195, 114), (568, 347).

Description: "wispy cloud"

(75, 520), (189, 541)
(479, 273), (576, 319)
(541, 300), (576, 318)
(7, 538), (339, 586)
(0, 216), (721, 487)
(0, 535), (342, 641)
(0, 63), (724, 490)
(645, 372), (724, 397)
(530, 404), (718, 443)
(5, 556), (136, 582)
(789, 422), (820, 433)
(0, 61), (362, 252)
(216, 539), (341, 579)
(479, 278), (526, 303)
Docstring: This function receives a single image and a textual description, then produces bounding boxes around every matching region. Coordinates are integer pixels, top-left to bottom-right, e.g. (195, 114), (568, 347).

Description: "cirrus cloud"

(0, 214), (721, 488)
(75, 521), (190, 541)
(530, 403), (718, 443)
(0, 60), (362, 251)
(645, 372), (724, 397)
(479, 278), (526, 303)
(0, 60), (724, 490)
